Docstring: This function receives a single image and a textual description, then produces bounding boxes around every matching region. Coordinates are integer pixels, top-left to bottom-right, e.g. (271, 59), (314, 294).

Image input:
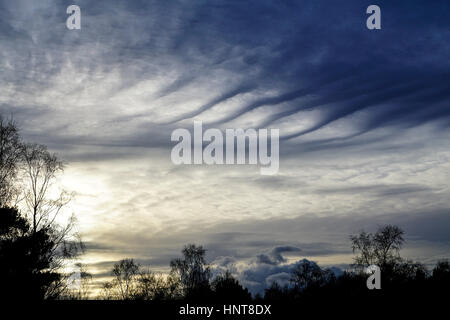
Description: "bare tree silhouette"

(0, 116), (22, 207)
(170, 244), (211, 299)
(112, 259), (140, 300)
(290, 260), (335, 291)
(21, 143), (71, 234)
(101, 259), (182, 300)
(350, 224), (404, 268)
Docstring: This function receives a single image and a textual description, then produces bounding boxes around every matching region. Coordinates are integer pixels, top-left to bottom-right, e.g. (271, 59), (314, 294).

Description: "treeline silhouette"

(93, 228), (449, 303)
(1, 115), (449, 305)
(98, 244), (252, 302)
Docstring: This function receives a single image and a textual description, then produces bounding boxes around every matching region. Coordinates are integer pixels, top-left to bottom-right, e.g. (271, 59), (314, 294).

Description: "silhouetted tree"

(22, 143), (72, 234)
(100, 260), (183, 300)
(350, 224), (404, 268)
(290, 260), (335, 291)
(65, 263), (93, 300)
(134, 269), (182, 300)
(0, 206), (61, 300)
(0, 116), (22, 207)
(112, 259), (140, 300)
(431, 260), (450, 282)
(211, 270), (251, 302)
(0, 115), (82, 300)
(264, 282), (291, 301)
(170, 244), (212, 299)
(21, 144), (81, 298)
(100, 281), (115, 300)
(133, 270), (162, 300)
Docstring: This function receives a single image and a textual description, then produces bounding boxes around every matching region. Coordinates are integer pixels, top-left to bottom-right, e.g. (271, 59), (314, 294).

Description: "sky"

(1, 0), (450, 294)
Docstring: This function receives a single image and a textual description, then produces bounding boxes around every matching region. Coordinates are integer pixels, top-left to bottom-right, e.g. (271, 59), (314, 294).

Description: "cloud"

(1, 0), (449, 150)
(1, 0), (450, 295)
(211, 246), (343, 295)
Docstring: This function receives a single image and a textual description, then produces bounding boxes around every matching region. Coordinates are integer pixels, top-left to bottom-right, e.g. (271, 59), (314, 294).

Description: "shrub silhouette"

(0, 207), (61, 300)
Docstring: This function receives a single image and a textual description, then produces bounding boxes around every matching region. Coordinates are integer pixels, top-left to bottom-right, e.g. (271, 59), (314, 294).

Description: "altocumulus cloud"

(1, 0), (450, 290)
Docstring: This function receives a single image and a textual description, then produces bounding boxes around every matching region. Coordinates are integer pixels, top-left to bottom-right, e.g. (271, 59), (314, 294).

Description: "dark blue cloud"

(2, 0), (449, 145)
